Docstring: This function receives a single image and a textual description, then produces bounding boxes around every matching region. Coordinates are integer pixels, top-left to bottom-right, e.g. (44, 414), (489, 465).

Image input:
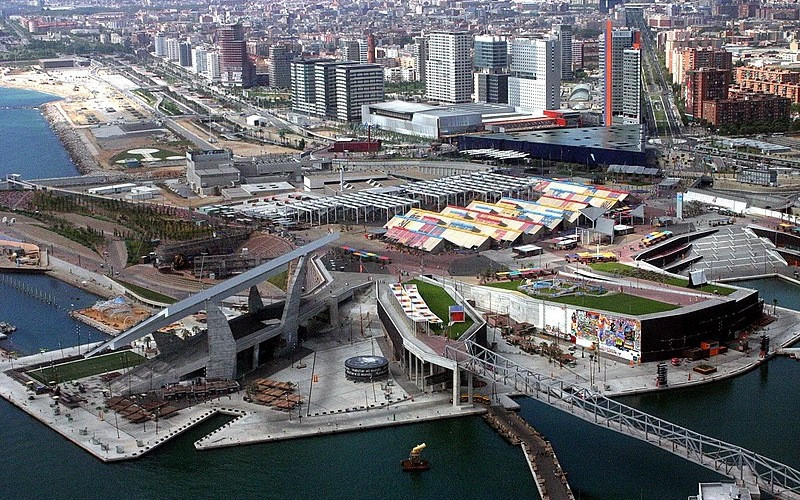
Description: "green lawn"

(538, 292), (679, 315)
(113, 278), (177, 304)
(267, 270), (288, 291)
(159, 98), (182, 116)
(482, 277), (678, 315)
(28, 351), (145, 384)
(589, 262), (736, 296)
(132, 88), (156, 105)
(405, 279), (474, 339)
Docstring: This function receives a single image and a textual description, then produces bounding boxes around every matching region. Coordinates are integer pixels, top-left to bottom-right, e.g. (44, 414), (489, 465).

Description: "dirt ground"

(76, 300), (150, 332)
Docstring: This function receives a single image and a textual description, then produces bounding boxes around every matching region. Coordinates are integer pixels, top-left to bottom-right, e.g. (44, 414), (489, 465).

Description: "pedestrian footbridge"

(445, 340), (800, 499)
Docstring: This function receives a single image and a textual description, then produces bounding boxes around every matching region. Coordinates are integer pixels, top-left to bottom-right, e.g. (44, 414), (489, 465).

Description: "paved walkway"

(486, 405), (573, 500)
(0, 343), (239, 462)
(195, 394), (482, 450)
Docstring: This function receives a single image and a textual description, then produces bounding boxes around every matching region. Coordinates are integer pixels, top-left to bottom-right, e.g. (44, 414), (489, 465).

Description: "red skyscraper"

(219, 23), (255, 88)
(367, 34), (376, 63)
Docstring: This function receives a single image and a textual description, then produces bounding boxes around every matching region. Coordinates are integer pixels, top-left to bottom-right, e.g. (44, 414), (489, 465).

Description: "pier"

(775, 348), (800, 359)
(0, 272), (58, 306)
(484, 405), (574, 500)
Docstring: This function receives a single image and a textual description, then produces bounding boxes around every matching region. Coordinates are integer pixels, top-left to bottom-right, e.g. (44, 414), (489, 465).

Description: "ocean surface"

(0, 273), (106, 356)
(0, 89), (798, 498)
(0, 86), (80, 179)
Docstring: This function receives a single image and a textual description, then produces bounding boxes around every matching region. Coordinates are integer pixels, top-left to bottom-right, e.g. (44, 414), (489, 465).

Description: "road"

(632, 15), (683, 141)
(90, 61), (214, 150)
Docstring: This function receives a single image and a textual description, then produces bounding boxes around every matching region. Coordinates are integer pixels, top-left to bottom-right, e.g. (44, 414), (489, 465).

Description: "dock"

(484, 405), (574, 500)
(775, 347), (800, 359)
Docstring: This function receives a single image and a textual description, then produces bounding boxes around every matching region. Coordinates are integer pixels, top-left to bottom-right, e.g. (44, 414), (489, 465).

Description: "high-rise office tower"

(268, 44), (292, 88)
(412, 36), (427, 83)
(425, 31), (472, 104)
(475, 74), (509, 104)
(622, 46), (642, 123)
(154, 33), (167, 57)
(192, 47), (207, 74)
(473, 35), (508, 103)
(335, 63), (384, 121)
(340, 40), (361, 62)
(357, 39), (369, 63)
(315, 60), (355, 119)
(599, 20), (639, 126)
(206, 51), (221, 82)
(290, 58), (382, 121)
(553, 24), (573, 80)
(291, 58), (329, 115)
(218, 23), (255, 88)
(166, 38), (180, 62)
(178, 41), (192, 67)
(508, 36), (561, 113)
(474, 35), (508, 71)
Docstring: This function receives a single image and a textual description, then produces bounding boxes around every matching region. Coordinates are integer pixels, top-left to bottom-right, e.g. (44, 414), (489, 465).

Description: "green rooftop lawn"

(404, 279), (474, 339)
(538, 292), (679, 315)
(589, 262), (736, 296)
(28, 351), (145, 384)
(482, 279), (678, 315)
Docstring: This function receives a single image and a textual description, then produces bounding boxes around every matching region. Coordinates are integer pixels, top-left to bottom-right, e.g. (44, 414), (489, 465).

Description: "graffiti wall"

(570, 309), (641, 361)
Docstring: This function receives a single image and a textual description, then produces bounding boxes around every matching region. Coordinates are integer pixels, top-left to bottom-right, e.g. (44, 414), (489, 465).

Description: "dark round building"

(344, 355), (389, 381)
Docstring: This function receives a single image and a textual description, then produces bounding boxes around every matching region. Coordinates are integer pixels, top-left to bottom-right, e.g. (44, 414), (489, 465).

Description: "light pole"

(72, 304), (80, 355)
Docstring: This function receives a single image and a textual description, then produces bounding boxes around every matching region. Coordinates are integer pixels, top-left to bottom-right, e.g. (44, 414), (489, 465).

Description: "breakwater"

(40, 102), (99, 175)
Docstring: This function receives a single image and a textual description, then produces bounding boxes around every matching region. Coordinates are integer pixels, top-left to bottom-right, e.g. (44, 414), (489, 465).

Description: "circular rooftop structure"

(345, 355), (389, 380)
(569, 85), (592, 102)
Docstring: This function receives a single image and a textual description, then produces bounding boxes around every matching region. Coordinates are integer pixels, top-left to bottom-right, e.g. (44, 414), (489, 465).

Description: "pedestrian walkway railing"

(445, 340), (800, 499)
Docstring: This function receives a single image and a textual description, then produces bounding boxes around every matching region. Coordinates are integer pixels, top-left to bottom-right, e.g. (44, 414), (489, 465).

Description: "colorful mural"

(570, 309), (641, 361)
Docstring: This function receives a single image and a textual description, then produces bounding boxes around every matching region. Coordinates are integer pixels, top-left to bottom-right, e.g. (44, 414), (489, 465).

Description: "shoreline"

(40, 102), (99, 176)
(0, 73), (102, 176)
(0, 78), (68, 101)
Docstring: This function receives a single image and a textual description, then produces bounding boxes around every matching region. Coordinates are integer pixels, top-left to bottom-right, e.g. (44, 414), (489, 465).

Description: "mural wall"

(570, 309), (641, 361)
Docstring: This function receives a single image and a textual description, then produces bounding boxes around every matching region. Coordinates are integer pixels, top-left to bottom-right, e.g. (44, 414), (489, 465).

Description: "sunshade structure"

(485, 197), (578, 227)
(390, 283), (443, 324)
(239, 190), (420, 226)
(530, 177), (628, 209)
(402, 171), (537, 209)
(384, 203), (547, 253)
